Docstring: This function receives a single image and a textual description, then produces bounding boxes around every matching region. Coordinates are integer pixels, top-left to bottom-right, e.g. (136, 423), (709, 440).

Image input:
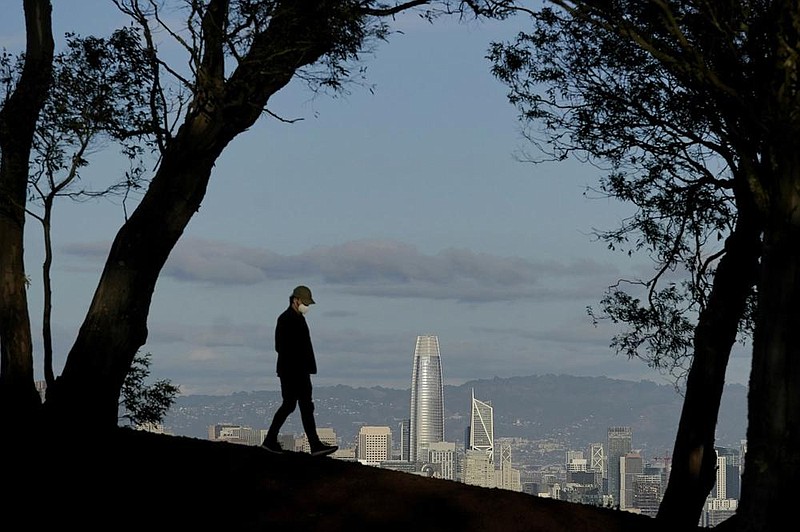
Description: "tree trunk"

(43, 133), (224, 427)
(657, 197), (761, 528)
(737, 168), (800, 531)
(43, 0), (345, 429)
(0, 0), (54, 425)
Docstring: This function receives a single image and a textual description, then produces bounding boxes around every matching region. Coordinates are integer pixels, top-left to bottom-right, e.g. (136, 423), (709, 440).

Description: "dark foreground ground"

(17, 428), (702, 531)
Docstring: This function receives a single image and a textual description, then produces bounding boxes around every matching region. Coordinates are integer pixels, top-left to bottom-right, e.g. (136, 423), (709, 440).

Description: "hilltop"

(21, 427), (695, 531)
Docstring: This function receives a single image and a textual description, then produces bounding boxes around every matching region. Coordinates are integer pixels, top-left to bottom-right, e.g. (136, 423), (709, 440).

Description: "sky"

(2, 2), (752, 396)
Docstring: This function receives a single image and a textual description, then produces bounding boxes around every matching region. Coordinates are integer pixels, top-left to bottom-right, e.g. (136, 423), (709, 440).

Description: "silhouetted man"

(262, 285), (338, 457)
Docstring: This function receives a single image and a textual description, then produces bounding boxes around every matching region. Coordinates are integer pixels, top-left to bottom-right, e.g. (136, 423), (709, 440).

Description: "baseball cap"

(292, 285), (315, 305)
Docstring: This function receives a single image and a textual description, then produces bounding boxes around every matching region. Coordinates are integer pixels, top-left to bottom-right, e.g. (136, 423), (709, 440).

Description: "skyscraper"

(398, 419), (411, 462)
(607, 426), (633, 506)
(588, 442), (605, 476)
(468, 388), (494, 463)
(409, 334), (445, 463)
(619, 451), (643, 510)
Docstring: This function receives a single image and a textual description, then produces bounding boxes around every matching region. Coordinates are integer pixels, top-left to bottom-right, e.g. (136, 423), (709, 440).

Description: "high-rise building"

(702, 446), (741, 526)
(607, 426), (633, 506)
(714, 446), (741, 500)
(588, 442), (605, 475)
(468, 389), (494, 463)
(398, 419), (411, 461)
(632, 474), (663, 517)
(463, 449), (495, 488)
(496, 443), (522, 492)
(619, 451), (643, 510)
(357, 426), (392, 464)
(409, 334), (445, 463)
(715, 453), (729, 500)
(566, 450), (586, 471)
(427, 441), (458, 481)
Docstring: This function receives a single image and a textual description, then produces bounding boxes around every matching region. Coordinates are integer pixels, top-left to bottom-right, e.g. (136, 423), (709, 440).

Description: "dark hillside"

(20, 428), (700, 531)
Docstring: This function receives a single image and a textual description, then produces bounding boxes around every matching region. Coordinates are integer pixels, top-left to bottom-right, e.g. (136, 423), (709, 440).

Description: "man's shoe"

(310, 443), (338, 457)
(261, 440), (284, 454)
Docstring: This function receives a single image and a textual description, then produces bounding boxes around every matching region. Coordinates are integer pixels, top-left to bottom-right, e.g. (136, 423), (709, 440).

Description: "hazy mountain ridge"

(163, 374), (747, 454)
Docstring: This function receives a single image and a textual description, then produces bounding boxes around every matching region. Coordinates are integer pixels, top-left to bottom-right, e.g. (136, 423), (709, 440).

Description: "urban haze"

(163, 373), (747, 465)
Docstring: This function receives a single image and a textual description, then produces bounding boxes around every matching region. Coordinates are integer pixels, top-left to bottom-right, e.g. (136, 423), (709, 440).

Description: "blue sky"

(3, 2), (752, 395)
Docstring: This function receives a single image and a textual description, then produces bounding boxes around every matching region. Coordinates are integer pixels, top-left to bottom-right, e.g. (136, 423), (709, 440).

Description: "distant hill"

(163, 374), (747, 454)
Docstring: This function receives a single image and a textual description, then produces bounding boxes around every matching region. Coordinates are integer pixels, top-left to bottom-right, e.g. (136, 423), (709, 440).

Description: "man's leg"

(264, 377), (299, 446)
(295, 374), (321, 446)
(297, 375), (338, 456)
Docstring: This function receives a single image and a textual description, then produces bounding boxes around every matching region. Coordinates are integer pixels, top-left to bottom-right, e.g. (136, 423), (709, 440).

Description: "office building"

(296, 427), (338, 453)
(398, 419), (411, 461)
(379, 460), (421, 475)
(468, 388), (494, 463)
(714, 446), (741, 500)
(496, 443), (522, 492)
(632, 474), (663, 517)
(619, 451), (643, 511)
(208, 423), (260, 445)
(607, 426), (633, 506)
(566, 450), (587, 472)
(409, 334), (445, 463)
(702, 447), (741, 527)
(702, 498), (738, 527)
(588, 442), (605, 475)
(357, 426), (392, 465)
(463, 448), (495, 488)
(428, 441), (458, 480)
(715, 453), (729, 500)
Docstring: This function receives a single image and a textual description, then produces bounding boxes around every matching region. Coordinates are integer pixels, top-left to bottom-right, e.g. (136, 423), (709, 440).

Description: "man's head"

(291, 285), (315, 306)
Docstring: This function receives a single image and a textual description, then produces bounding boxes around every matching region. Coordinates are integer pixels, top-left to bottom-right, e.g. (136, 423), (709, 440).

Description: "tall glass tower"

(469, 389), (494, 463)
(409, 335), (445, 463)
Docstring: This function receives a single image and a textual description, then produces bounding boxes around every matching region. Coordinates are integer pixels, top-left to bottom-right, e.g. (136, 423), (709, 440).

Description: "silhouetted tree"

(0, 1), (519, 430)
(0, 0), (54, 425)
(24, 29), (157, 389)
(491, 2), (795, 530)
(119, 351), (179, 428)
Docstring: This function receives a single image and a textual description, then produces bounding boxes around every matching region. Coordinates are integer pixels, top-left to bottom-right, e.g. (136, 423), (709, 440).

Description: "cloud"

(147, 320), (270, 351)
(186, 347), (218, 362)
(63, 237), (621, 303)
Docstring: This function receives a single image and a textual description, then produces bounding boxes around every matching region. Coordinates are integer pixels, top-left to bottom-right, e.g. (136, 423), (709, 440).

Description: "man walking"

(262, 285), (338, 457)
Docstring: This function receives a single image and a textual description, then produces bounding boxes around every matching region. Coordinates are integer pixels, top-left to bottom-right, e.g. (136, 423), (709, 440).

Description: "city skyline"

(160, 372), (748, 455)
(173, 340), (745, 525)
(199, 385), (743, 524)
